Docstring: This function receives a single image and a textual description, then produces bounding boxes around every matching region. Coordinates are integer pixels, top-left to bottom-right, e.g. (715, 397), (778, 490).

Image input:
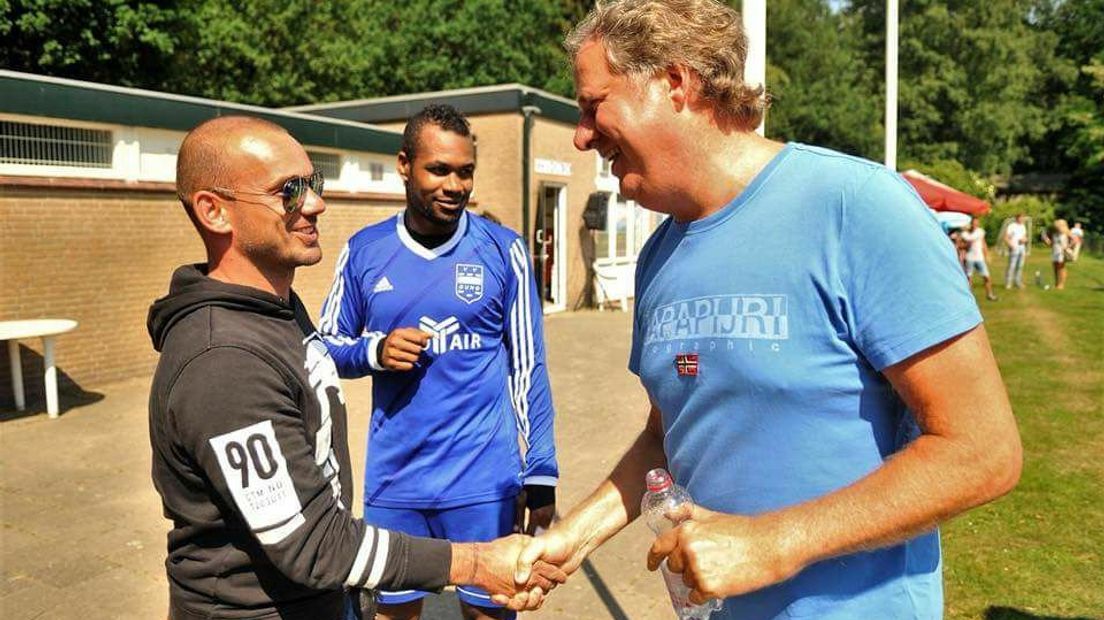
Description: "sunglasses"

(210, 170), (325, 214)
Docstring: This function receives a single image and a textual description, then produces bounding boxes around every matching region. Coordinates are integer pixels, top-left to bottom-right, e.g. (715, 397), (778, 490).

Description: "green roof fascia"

(303, 87), (580, 126)
(521, 91), (579, 125)
(0, 72), (401, 154)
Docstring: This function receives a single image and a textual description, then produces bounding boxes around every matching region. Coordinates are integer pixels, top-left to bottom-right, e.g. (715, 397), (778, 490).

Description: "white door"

(536, 184), (567, 313)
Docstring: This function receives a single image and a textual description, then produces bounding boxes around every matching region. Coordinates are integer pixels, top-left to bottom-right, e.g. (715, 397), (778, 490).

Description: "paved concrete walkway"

(1, 309), (678, 619)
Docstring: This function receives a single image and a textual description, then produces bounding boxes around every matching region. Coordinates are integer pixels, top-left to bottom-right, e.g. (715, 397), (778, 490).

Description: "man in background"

(320, 105), (557, 620)
(1005, 212), (1028, 288)
(963, 216), (998, 301)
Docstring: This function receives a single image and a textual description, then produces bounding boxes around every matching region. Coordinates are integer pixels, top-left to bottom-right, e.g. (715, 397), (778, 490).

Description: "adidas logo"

(373, 277), (394, 293)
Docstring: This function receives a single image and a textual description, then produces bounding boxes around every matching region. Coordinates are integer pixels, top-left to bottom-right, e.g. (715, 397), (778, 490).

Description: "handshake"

(457, 517), (695, 612)
(450, 532), (570, 612)
(457, 503), (803, 613)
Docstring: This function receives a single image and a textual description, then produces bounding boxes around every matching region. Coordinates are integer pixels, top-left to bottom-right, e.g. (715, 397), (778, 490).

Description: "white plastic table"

(1, 319), (78, 418)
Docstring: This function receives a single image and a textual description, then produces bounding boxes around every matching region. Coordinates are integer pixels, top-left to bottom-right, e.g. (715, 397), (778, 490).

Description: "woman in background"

(1042, 219), (1072, 290)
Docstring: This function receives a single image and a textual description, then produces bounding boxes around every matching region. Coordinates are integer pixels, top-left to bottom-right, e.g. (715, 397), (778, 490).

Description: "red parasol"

(901, 169), (991, 216)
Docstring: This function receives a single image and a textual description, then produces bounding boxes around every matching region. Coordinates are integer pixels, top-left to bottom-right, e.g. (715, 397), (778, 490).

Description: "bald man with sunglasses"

(147, 116), (562, 620)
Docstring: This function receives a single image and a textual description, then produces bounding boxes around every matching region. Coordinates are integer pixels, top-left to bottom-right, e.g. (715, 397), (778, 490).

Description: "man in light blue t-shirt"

(511, 1), (1023, 619)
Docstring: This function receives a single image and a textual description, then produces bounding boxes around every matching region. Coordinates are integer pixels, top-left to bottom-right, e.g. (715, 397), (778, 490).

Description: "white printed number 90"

(224, 434), (279, 488)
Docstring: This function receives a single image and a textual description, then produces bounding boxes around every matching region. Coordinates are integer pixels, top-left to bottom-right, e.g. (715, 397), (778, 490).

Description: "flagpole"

(885, 0), (899, 170)
(742, 0), (767, 136)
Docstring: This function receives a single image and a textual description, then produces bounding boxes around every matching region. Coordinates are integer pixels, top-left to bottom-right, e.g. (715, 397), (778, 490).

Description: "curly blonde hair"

(565, 0), (768, 127)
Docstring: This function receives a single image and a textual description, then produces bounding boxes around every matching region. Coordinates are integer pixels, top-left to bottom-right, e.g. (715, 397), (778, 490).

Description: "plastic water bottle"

(641, 468), (722, 619)
(1034, 270), (1042, 287)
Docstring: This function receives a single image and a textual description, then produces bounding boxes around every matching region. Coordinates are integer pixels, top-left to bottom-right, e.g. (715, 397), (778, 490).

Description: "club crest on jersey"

(455, 263), (484, 304)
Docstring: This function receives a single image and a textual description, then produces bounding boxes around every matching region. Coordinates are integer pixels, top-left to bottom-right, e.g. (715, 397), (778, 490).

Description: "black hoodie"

(148, 264), (450, 620)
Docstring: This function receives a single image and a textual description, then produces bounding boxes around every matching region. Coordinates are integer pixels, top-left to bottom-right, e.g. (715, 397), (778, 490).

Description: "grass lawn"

(943, 248), (1103, 620)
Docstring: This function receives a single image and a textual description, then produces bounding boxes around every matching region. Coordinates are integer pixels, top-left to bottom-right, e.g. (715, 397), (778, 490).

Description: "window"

(597, 194), (629, 260)
(0, 120), (113, 168)
(634, 207), (665, 254)
(307, 151), (341, 180)
(595, 194), (665, 261)
(369, 162), (384, 181)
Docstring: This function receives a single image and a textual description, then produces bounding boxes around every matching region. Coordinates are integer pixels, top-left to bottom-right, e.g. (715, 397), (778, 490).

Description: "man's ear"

(192, 191), (232, 235)
(397, 150), (411, 184)
(664, 63), (697, 112)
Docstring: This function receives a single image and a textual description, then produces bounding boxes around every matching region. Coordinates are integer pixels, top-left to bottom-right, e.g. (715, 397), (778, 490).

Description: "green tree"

(161, 0), (390, 107)
(847, 0), (1065, 176)
(901, 158), (996, 200)
(169, 0), (584, 107)
(363, 0), (580, 101)
(1, 0), (590, 106)
(764, 0), (881, 158)
(0, 0), (182, 90)
(1034, 0), (1104, 231)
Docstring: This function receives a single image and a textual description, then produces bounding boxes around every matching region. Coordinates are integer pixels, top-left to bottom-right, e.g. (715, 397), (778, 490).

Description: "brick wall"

(0, 181), (401, 406)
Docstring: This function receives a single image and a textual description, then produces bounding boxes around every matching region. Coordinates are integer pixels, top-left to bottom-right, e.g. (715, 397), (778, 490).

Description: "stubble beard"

(408, 186), (466, 230)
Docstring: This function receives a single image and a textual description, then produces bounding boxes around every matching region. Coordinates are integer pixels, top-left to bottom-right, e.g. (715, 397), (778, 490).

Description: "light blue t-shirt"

(629, 143), (981, 619)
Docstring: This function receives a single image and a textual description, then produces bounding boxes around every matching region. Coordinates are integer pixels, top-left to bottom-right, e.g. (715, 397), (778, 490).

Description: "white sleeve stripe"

(508, 243), (528, 437)
(323, 274), (346, 334)
(508, 241), (535, 444)
(320, 243), (352, 335)
(515, 241), (534, 442)
(363, 529), (391, 589)
(507, 248), (524, 426)
(510, 245), (535, 452)
(255, 513), (306, 545)
(523, 476), (558, 486)
(345, 526), (376, 587)
(366, 332), (386, 371)
(519, 240), (535, 434)
(516, 242), (534, 430)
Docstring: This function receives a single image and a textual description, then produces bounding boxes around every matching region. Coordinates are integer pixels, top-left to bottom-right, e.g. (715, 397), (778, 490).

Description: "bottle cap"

(645, 468), (673, 492)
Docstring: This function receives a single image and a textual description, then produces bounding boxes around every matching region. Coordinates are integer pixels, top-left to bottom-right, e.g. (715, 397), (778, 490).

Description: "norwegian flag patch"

(675, 353), (699, 377)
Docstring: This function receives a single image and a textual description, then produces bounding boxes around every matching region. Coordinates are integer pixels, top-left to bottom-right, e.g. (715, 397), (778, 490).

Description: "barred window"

(369, 162), (384, 181)
(307, 151), (342, 180)
(0, 120), (113, 168)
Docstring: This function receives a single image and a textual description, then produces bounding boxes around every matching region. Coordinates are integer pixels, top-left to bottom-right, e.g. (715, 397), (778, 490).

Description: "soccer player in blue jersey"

(320, 105), (557, 620)
(513, 2), (1022, 619)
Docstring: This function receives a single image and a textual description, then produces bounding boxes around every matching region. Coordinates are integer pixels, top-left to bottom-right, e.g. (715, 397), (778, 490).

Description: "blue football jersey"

(319, 212), (557, 508)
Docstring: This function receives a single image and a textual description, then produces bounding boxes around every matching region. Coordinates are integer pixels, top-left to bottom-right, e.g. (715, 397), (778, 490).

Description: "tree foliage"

(1, 0), (589, 105)
(846, 0), (1065, 176)
(1, 0), (1099, 229)
(764, 0), (881, 158)
(901, 158), (996, 201)
(1034, 0), (1104, 230)
(0, 0), (182, 90)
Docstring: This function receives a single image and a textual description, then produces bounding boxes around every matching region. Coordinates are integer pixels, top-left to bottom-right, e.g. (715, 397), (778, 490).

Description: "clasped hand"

(474, 534), (568, 611)
(495, 506), (806, 609)
(646, 505), (804, 604)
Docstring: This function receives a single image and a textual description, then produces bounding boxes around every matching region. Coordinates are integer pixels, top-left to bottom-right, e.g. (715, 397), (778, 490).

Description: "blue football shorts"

(365, 496), (517, 610)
